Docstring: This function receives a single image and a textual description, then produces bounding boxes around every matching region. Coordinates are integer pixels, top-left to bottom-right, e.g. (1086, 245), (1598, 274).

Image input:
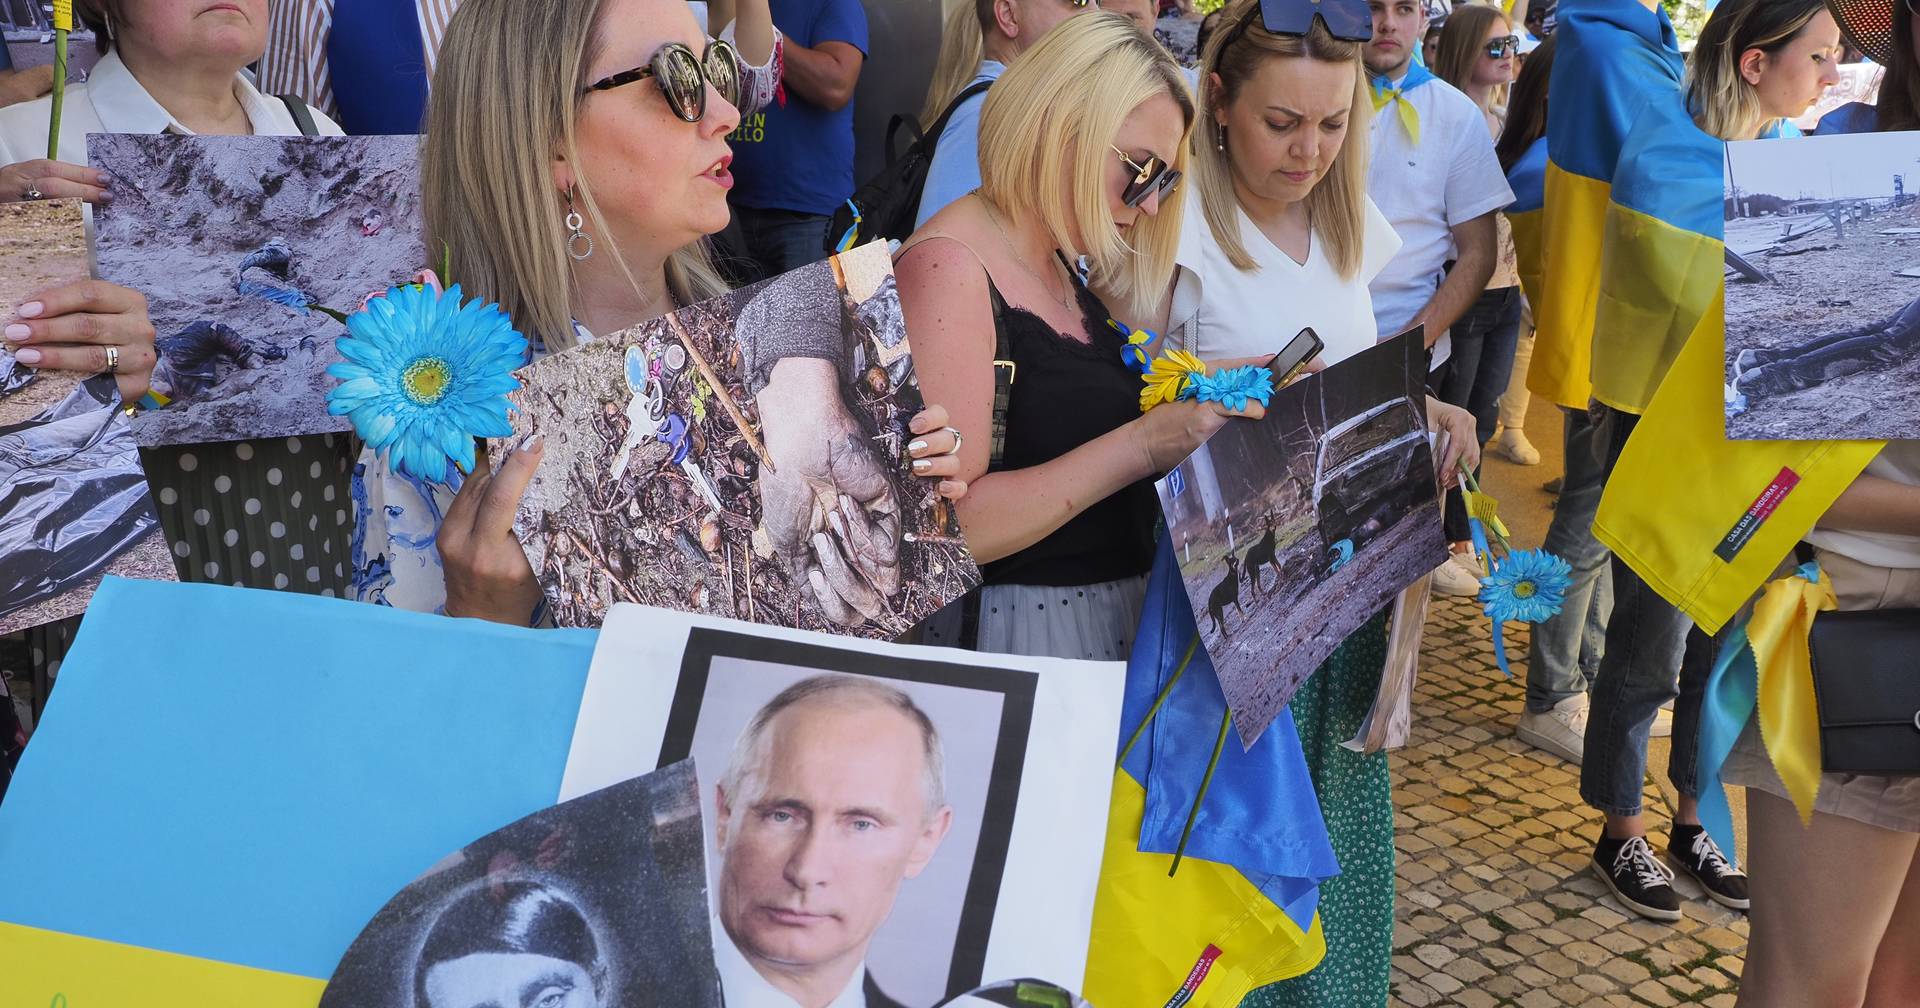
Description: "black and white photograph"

(496, 240), (980, 636)
(1723, 130), (1920, 440)
(318, 761), (721, 1008)
(558, 607), (1124, 1008)
(1157, 330), (1448, 747)
(89, 133), (424, 448)
(0, 197), (173, 636)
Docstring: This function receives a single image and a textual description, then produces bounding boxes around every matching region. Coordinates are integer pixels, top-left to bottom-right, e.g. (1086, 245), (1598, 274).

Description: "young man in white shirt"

(1361, 0), (1512, 596)
(913, 0), (1095, 229)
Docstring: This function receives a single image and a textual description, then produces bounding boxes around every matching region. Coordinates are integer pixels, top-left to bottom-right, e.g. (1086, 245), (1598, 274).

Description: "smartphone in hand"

(1264, 326), (1325, 387)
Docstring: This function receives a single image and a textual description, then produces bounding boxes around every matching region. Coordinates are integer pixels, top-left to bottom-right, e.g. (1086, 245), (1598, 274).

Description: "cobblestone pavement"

(1388, 600), (1750, 1007)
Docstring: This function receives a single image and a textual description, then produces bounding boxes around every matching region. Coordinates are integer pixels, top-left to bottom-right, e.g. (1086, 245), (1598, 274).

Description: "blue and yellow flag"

(1085, 535), (1335, 1006)
(1505, 136), (1549, 313)
(1534, 0), (1684, 410)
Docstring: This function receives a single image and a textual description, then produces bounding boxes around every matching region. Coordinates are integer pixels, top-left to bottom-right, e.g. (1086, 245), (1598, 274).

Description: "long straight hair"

(1191, 0), (1372, 277)
(423, 0), (728, 350)
(1687, 0), (1830, 140)
(976, 12), (1195, 322)
(921, 0), (986, 125)
(1433, 3), (1509, 108)
(1496, 33), (1555, 173)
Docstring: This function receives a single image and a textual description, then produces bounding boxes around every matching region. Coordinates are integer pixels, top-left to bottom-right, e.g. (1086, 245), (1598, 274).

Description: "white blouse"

(1166, 191), (1403, 366)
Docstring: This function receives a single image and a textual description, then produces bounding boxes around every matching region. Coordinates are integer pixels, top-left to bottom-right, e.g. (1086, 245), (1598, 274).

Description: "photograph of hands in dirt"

(1156, 331), (1447, 747)
(90, 133), (423, 448)
(498, 242), (980, 635)
(0, 198), (174, 636)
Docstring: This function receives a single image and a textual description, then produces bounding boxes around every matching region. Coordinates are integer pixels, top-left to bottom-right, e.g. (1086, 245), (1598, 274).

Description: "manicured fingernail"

(15, 302), (42, 319)
(939, 480), (963, 496)
(13, 348), (40, 364)
(97, 190), (114, 204)
(521, 433), (544, 453)
(907, 439), (928, 454)
(4, 323), (29, 341)
(912, 458), (931, 472)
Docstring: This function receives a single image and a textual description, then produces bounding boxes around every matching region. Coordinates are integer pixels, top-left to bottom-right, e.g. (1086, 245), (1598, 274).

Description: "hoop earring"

(565, 191), (594, 261)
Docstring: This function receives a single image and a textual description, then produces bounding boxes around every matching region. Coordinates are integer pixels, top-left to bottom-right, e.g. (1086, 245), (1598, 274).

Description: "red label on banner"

(1715, 467), (1801, 562)
(1162, 945), (1223, 1008)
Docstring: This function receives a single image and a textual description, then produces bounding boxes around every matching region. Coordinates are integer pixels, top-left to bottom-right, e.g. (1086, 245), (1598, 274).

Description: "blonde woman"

(359, 0), (963, 624)
(900, 12), (1263, 660)
(1151, 1), (1474, 1002)
(919, 0), (985, 126)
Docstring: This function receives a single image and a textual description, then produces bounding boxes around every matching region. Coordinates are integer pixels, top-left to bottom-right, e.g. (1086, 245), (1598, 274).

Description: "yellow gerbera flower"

(1139, 348), (1206, 412)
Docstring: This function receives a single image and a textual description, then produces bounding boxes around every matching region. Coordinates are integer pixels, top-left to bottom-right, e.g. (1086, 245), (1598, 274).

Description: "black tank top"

(980, 270), (1158, 587)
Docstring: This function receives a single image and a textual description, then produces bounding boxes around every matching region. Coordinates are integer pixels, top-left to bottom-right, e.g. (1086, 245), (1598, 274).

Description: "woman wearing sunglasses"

(1150, 1), (1475, 1003)
(899, 12), (1263, 661)
(393, 0), (964, 624)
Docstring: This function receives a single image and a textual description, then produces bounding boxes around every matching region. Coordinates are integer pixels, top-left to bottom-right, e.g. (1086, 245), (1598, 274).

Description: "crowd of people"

(0, 0), (1916, 1005)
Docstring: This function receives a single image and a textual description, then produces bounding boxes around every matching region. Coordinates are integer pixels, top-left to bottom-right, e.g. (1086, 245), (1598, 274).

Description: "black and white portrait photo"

(319, 762), (721, 1008)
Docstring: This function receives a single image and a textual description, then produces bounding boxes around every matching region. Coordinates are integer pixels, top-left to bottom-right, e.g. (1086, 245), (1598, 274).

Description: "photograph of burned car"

(1156, 330), (1446, 745)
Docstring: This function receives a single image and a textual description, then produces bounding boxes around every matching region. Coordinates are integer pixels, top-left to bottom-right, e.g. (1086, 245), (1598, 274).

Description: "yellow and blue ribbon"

(1369, 63), (1436, 147)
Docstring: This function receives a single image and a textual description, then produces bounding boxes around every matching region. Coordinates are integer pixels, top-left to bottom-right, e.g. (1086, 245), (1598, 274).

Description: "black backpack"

(824, 79), (993, 255)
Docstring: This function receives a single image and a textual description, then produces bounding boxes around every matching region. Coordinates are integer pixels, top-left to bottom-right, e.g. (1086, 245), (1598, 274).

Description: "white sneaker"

(1430, 555), (1482, 597)
(1517, 692), (1589, 765)
(1493, 427), (1542, 465)
(1651, 701), (1673, 738)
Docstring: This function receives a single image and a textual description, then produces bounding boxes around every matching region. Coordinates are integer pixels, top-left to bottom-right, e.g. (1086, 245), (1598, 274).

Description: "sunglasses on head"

(1485, 34), (1519, 58)
(1224, 0), (1374, 49)
(1113, 146), (1181, 207)
(584, 39), (740, 123)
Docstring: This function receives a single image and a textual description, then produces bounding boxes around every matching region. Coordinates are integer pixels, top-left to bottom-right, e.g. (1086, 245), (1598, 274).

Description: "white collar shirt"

(0, 48), (345, 170)
(1364, 66), (1513, 370)
(713, 921), (872, 1008)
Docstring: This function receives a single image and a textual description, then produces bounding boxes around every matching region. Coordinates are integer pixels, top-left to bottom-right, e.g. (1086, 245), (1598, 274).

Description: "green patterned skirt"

(1243, 613), (1394, 1008)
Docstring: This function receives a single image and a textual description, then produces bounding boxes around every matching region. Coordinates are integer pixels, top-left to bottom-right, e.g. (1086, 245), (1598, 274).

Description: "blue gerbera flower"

(1185, 365), (1274, 412)
(325, 282), (529, 482)
(1479, 548), (1572, 623)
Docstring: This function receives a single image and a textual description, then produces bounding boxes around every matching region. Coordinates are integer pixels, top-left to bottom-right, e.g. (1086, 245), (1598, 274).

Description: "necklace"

(980, 198), (1077, 317)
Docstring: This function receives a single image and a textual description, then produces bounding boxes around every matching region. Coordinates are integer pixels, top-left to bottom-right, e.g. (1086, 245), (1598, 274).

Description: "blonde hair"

(976, 12), (1195, 322)
(1687, 0), (1829, 141)
(1192, 0), (1372, 277)
(1433, 3), (1509, 107)
(423, 0), (729, 351)
(922, 0), (986, 125)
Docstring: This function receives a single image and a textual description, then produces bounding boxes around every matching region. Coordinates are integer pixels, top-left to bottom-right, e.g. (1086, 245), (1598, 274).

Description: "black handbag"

(1806, 606), (1920, 777)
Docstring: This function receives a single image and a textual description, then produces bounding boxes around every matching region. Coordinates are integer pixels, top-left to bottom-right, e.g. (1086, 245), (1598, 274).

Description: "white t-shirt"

(1805, 441), (1920, 569)
(1364, 69), (1514, 369)
(1167, 192), (1403, 367)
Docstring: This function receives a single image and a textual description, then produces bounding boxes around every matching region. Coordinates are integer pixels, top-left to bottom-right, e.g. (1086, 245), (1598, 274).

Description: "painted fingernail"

(97, 190), (114, 204)
(15, 302), (42, 319)
(912, 458), (932, 472)
(939, 480), (963, 497)
(13, 348), (40, 364)
(4, 323), (28, 341)
(521, 433), (544, 453)
(907, 439), (928, 454)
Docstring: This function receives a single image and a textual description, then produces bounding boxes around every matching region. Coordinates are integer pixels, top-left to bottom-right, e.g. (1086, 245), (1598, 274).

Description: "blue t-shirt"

(913, 60), (1005, 230)
(1815, 101), (1878, 136)
(729, 0), (869, 216)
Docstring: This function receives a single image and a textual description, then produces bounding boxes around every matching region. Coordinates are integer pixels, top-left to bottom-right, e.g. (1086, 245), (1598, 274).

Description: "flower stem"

(1116, 636), (1197, 769)
(1170, 706), (1232, 877)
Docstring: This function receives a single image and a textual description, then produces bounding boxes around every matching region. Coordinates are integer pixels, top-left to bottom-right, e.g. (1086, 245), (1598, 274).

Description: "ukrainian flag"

(1084, 535), (1336, 1006)
(1505, 136), (1549, 313)
(1533, 0), (1685, 410)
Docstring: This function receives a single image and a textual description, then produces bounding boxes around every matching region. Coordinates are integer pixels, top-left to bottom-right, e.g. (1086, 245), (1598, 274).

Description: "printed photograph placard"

(1157, 330), (1447, 747)
(0, 198), (173, 636)
(319, 762), (720, 1008)
(496, 241), (980, 637)
(1724, 131), (1920, 440)
(90, 134), (424, 447)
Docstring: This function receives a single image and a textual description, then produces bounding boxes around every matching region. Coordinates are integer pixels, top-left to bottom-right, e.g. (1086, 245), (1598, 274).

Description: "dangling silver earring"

(565, 191), (594, 261)
(1215, 122), (1227, 152)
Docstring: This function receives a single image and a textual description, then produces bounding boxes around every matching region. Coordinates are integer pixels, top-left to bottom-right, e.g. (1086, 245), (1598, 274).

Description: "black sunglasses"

(1114, 146), (1181, 207)
(1224, 0), (1374, 48)
(584, 39), (741, 123)
(1485, 34), (1519, 58)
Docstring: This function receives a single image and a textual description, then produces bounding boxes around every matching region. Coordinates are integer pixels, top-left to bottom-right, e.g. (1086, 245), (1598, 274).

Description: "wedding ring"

(23, 185), (43, 201)
(104, 346), (120, 374)
(942, 426), (963, 457)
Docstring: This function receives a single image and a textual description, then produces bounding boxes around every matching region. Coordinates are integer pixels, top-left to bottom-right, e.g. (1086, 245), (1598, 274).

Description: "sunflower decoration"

(1458, 462), (1571, 677)
(326, 281), (530, 482)
(1139, 348), (1207, 412)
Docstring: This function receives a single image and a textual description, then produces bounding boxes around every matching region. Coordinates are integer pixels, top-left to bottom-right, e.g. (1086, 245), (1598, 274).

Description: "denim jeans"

(1523, 406), (1613, 714)
(1580, 405), (1703, 817)
(1439, 286), (1525, 541)
(735, 206), (833, 277)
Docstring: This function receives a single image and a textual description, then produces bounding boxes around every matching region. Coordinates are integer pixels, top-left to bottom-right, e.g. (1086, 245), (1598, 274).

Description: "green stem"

(47, 31), (67, 160)
(1170, 705), (1232, 877)
(1116, 636), (1197, 769)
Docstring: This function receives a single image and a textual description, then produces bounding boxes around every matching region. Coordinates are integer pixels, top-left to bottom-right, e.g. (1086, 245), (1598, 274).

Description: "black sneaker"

(1669, 825), (1750, 911)
(1593, 834), (1682, 922)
